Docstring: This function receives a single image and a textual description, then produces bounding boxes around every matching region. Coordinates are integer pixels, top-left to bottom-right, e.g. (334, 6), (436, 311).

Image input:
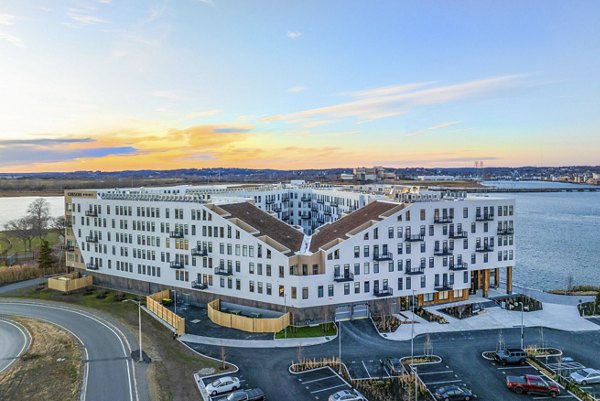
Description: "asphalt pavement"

(0, 301), (140, 401)
(0, 318), (30, 374)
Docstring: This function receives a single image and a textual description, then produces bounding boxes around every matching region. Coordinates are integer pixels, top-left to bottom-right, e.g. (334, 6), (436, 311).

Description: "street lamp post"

(138, 297), (143, 363)
(414, 365), (418, 401)
(284, 294), (287, 339)
(173, 288), (177, 315)
(411, 290), (416, 361)
(338, 320), (342, 371)
(520, 301), (524, 349)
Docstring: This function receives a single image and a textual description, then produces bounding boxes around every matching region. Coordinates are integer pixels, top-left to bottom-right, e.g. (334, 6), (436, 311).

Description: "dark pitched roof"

(309, 201), (401, 252)
(219, 202), (304, 254)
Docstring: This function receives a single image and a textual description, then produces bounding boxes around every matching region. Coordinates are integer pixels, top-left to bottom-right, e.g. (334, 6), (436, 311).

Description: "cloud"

(264, 75), (525, 126)
(287, 31), (302, 39)
(0, 32), (24, 47)
(98, 0), (112, 3)
(197, 0), (215, 6)
(0, 144), (136, 167)
(0, 138), (94, 146)
(288, 86), (306, 93)
(67, 8), (106, 25)
(427, 121), (462, 130)
(0, 13), (16, 26)
(406, 121), (464, 137)
(212, 127), (253, 133)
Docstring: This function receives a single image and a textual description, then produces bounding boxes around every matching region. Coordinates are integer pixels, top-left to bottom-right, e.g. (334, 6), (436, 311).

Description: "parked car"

(570, 368), (600, 385)
(206, 376), (241, 396)
(494, 348), (527, 366)
(433, 384), (473, 401)
(226, 388), (266, 401)
(506, 374), (560, 397)
(328, 389), (366, 401)
(383, 357), (403, 376)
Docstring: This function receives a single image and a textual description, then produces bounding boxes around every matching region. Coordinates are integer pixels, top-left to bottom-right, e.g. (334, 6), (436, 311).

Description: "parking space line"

(497, 366), (534, 370)
(301, 375), (337, 385)
(361, 361), (372, 378)
(418, 370), (454, 375)
(310, 384), (349, 394)
(425, 379), (463, 385)
(532, 396), (575, 400)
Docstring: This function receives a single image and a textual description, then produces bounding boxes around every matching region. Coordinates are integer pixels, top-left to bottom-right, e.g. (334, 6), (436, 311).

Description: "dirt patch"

(0, 317), (83, 401)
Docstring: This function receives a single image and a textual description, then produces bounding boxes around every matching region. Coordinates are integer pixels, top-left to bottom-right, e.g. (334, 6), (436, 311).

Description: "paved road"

(0, 318), (30, 374)
(186, 319), (600, 401)
(0, 301), (139, 401)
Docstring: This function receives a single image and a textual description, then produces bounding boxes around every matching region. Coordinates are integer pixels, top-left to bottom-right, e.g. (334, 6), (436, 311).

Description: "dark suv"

(494, 348), (527, 366)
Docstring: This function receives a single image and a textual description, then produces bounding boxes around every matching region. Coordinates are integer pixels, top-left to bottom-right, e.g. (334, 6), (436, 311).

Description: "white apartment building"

(65, 184), (515, 318)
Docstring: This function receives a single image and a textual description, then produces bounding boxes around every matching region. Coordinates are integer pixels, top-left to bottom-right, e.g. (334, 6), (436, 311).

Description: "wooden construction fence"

(146, 289), (185, 336)
(47, 272), (93, 293)
(207, 299), (290, 333)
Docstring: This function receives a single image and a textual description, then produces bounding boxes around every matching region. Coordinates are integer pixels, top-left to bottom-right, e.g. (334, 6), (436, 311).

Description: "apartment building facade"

(65, 184), (515, 318)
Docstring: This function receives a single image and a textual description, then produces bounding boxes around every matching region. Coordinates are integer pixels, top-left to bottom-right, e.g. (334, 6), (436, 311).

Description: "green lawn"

(0, 230), (60, 254)
(275, 322), (337, 339)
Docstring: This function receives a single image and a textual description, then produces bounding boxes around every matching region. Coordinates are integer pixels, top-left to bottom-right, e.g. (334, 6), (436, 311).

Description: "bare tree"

(566, 273), (574, 294)
(27, 198), (51, 241)
(51, 216), (67, 231)
(457, 304), (468, 319)
(4, 217), (34, 251)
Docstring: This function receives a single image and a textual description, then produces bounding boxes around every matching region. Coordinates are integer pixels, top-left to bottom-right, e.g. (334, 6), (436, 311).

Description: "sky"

(0, 0), (599, 172)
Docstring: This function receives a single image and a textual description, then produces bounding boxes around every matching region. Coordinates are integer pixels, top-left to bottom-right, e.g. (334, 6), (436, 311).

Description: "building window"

(421, 275), (426, 288)
(279, 285), (284, 297)
(302, 287), (308, 299)
(267, 283), (272, 295)
(318, 286), (324, 298)
(328, 285), (334, 297)
(354, 246), (360, 258)
(397, 277), (403, 290)
(424, 293), (434, 302)
(406, 277), (411, 290)
(354, 282), (360, 294)
(344, 283), (350, 295)
(364, 281), (370, 293)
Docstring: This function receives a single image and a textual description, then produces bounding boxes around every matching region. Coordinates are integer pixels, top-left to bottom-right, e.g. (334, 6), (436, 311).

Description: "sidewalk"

(180, 332), (335, 348)
(385, 293), (600, 342)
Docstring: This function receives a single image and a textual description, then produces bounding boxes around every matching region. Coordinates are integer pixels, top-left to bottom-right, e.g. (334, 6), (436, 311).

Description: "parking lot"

(410, 360), (477, 399)
(346, 358), (390, 379)
(545, 358), (600, 399)
(293, 366), (354, 400)
(198, 372), (250, 401)
(483, 357), (579, 400)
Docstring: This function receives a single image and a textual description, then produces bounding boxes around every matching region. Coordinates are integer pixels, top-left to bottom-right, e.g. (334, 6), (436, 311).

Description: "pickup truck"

(506, 374), (560, 397)
(225, 388), (266, 401)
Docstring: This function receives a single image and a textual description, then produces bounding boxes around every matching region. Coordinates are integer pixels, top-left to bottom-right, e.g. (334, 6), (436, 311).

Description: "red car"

(506, 374), (560, 397)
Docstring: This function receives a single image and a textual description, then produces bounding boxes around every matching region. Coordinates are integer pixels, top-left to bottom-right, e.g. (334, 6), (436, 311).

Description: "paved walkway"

(180, 332), (335, 348)
(496, 282), (596, 305)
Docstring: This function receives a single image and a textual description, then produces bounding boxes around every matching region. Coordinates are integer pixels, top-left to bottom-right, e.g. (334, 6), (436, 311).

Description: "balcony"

(434, 248), (453, 256)
(334, 272), (354, 282)
(191, 280), (207, 290)
(273, 206), (282, 213)
(85, 210), (98, 217)
(405, 234), (425, 242)
(301, 213), (312, 220)
(301, 196), (312, 202)
(65, 220), (73, 228)
(434, 216), (453, 224)
(449, 231), (468, 239)
(317, 217), (325, 224)
(324, 210), (332, 216)
(374, 287), (394, 297)
(65, 245), (75, 252)
(86, 263), (99, 270)
(405, 266), (426, 275)
(311, 206), (319, 213)
(85, 235), (99, 243)
(169, 231), (184, 238)
(191, 247), (208, 257)
(330, 202), (339, 208)
(170, 261), (184, 269)
(449, 263), (468, 271)
(215, 266), (233, 276)
(476, 245), (494, 253)
(265, 199), (275, 205)
(316, 199), (324, 204)
(476, 214), (495, 222)
(497, 227), (514, 235)
(434, 283), (453, 291)
(373, 252), (393, 261)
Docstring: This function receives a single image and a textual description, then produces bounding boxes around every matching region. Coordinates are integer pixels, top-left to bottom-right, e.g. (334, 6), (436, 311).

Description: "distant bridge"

(444, 187), (600, 193)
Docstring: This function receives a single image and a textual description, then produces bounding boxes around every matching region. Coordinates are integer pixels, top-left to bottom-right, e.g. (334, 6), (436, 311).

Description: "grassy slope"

(275, 322), (337, 339)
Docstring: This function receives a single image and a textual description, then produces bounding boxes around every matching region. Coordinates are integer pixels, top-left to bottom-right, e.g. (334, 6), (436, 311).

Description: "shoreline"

(0, 192), (64, 198)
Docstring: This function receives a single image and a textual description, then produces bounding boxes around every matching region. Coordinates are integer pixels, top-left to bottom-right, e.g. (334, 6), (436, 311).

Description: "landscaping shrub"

(96, 289), (108, 299)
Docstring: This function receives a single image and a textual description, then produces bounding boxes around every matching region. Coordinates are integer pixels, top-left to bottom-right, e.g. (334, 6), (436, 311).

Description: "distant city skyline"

(1, 0), (599, 172)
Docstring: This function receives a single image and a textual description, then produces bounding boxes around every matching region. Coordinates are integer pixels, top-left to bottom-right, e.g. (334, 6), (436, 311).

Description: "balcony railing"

(317, 199), (325, 204)
(405, 234), (425, 242)
(85, 210), (98, 217)
(317, 217), (325, 224)
(476, 245), (494, 253)
(405, 266), (426, 275)
(449, 231), (468, 239)
(311, 206), (319, 213)
(191, 280), (207, 290)
(374, 287), (394, 297)
(373, 252), (393, 261)
(301, 213), (311, 220)
(334, 272), (354, 282)
(434, 216), (453, 224)
(476, 214), (495, 222)
(434, 283), (453, 291)
(170, 261), (184, 269)
(330, 202), (339, 208)
(65, 245), (75, 252)
(65, 220), (73, 228)
(86, 263), (99, 270)
(169, 231), (184, 238)
(273, 206), (282, 213)
(191, 247), (208, 257)
(449, 263), (468, 271)
(85, 235), (99, 243)
(215, 266), (233, 276)
(434, 248), (453, 256)
(265, 199), (275, 205)
(324, 210), (332, 216)
(497, 227), (514, 235)
(301, 196), (312, 202)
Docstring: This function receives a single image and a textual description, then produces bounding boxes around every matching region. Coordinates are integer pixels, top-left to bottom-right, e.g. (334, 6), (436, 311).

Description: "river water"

(0, 182), (598, 291)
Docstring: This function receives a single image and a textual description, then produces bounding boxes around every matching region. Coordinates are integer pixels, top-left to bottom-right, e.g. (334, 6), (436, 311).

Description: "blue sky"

(0, 0), (599, 171)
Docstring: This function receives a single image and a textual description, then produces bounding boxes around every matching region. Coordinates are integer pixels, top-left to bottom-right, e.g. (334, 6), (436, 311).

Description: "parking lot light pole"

(284, 294), (287, 339)
(411, 290), (416, 362)
(520, 301), (524, 349)
(338, 320), (342, 372)
(414, 365), (418, 401)
(138, 297), (143, 363)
